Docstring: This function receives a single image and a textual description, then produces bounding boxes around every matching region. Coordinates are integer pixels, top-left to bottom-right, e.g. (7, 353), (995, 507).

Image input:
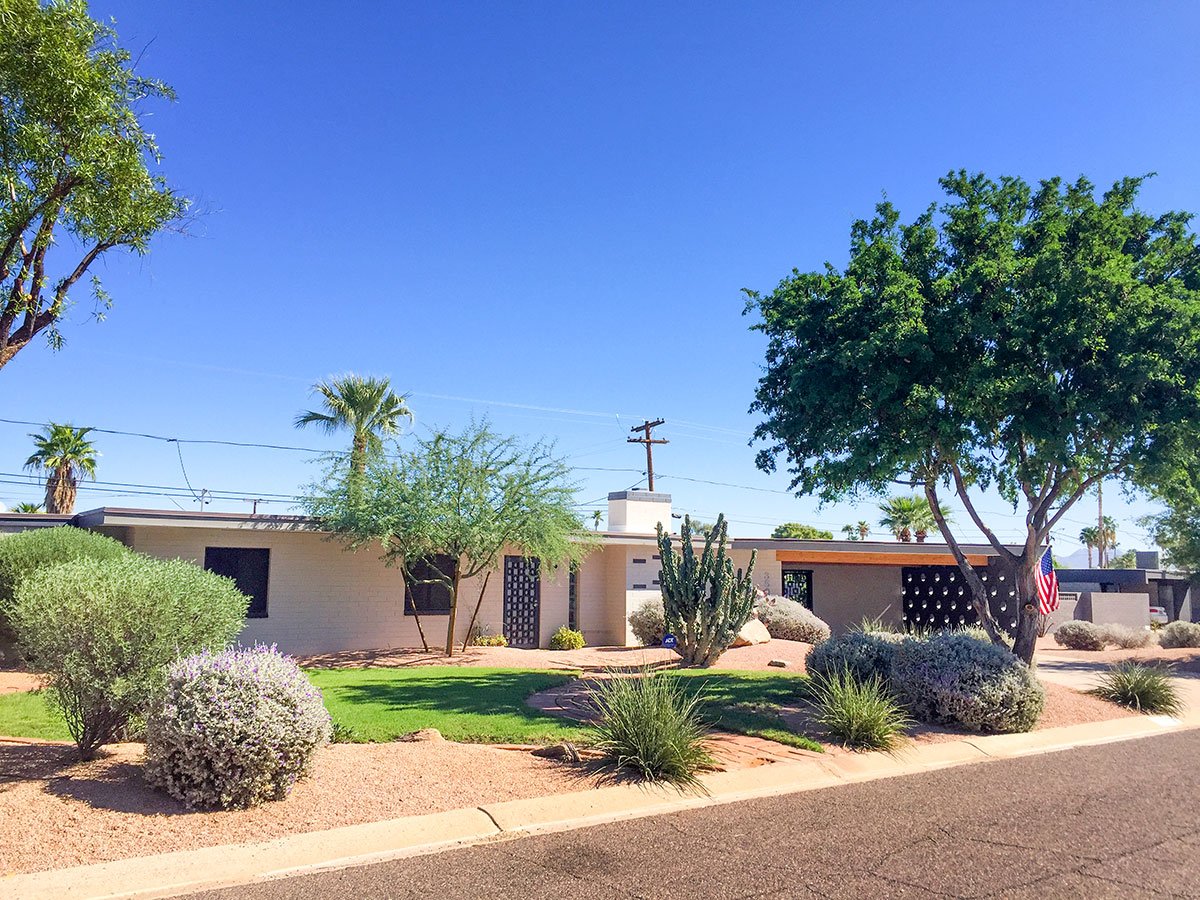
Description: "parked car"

(1149, 605), (1169, 625)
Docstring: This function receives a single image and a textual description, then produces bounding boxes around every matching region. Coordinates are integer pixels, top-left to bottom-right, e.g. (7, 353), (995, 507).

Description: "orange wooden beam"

(774, 550), (990, 567)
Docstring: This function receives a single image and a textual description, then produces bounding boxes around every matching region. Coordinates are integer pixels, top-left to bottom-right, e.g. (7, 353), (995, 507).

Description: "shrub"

(10, 555), (248, 758)
(1101, 624), (1156, 650)
(549, 625), (585, 650)
(0, 527), (132, 655)
(590, 670), (715, 787)
(657, 515), (757, 667)
(1087, 662), (1183, 716)
(808, 668), (911, 752)
(628, 598), (666, 646)
(806, 631), (903, 682)
(890, 632), (1044, 733)
(755, 596), (831, 645)
(469, 624), (508, 647)
(1053, 620), (1107, 651)
(145, 646), (332, 809)
(1159, 620), (1200, 649)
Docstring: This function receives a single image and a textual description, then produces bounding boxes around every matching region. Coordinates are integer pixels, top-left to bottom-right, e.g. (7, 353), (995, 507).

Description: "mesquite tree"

(657, 514), (757, 667)
(303, 420), (592, 655)
(0, 0), (187, 371)
(746, 172), (1200, 663)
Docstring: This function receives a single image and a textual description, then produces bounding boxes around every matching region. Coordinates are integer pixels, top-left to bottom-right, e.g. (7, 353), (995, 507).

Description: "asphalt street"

(187, 729), (1200, 900)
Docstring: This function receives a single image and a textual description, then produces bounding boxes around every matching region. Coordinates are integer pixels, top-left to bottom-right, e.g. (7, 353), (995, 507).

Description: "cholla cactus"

(656, 514), (757, 667)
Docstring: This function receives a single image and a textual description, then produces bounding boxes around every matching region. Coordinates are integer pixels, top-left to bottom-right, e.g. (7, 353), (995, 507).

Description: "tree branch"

(949, 459), (1017, 560)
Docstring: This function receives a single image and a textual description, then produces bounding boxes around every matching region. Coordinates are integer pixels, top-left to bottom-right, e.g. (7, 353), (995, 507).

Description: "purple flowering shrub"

(145, 645), (332, 809)
(889, 632), (1044, 734)
(754, 595), (831, 644)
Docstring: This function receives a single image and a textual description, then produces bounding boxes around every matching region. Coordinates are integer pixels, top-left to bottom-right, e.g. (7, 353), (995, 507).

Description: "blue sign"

(662, 634), (677, 649)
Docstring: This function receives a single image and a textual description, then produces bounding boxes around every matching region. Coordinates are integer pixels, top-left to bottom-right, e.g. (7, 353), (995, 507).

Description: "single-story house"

(1, 490), (1191, 653)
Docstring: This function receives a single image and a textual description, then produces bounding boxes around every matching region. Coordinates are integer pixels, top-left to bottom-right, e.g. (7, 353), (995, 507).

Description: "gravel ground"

(297, 640), (815, 672)
(0, 740), (596, 876)
(0, 672), (41, 694)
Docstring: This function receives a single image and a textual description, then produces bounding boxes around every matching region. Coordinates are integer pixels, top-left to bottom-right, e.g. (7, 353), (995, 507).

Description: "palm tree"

(23, 424), (99, 514)
(591, 510), (603, 531)
(295, 375), (412, 473)
(1097, 516), (1117, 567)
(1079, 526), (1099, 567)
(878, 496), (952, 543)
(841, 521), (872, 541)
(12, 502), (44, 513)
(878, 496), (924, 542)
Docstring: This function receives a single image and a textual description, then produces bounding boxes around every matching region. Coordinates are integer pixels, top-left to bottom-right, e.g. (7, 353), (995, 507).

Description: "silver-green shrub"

(890, 632), (1044, 733)
(11, 555), (248, 758)
(0, 526), (131, 657)
(1053, 620), (1107, 651)
(755, 595), (831, 645)
(628, 598), (665, 646)
(1101, 624), (1156, 649)
(1159, 620), (1200, 649)
(806, 631), (903, 682)
(145, 645), (332, 809)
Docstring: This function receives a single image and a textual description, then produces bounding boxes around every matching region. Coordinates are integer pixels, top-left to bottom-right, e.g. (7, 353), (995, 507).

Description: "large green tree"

(0, 0), (187, 371)
(745, 172), (1200, 663)
(771, 522), (833, 540)
(302, 421), (591, 656)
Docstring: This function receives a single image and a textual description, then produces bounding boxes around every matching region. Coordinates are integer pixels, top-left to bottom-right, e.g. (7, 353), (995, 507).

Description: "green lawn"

(309, 667), (588, 743)
(0, 667), (821, 751)
(676, 670), (821, 752)
(0, 690), (72, 741)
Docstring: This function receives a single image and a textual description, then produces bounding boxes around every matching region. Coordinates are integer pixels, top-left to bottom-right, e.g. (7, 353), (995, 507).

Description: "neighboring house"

(1051, 555), (1195, 629)
(1, 490), (1191, 653)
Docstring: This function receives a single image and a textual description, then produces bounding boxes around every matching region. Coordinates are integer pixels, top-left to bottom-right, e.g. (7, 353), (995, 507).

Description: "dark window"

(632, 558), (647, 564)
(205, 547), (270, 618)
(781, 568), (813, 609)
(405, 554), (456, 615)
(568, 567), (579, 631)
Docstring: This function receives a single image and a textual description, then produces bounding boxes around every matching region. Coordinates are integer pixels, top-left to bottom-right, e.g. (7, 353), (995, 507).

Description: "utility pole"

(628, 419), (668, 491)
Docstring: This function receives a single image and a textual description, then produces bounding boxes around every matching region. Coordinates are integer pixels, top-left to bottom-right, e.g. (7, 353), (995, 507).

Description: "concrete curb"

(3, 713), (1194, 900)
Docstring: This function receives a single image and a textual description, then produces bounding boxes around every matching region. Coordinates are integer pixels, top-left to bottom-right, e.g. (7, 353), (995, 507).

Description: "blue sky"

(3, 1), (1199, 557)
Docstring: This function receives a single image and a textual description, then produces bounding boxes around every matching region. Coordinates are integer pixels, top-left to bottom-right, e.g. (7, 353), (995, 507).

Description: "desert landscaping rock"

(768, 659), (789, 668)
(731, 618), (771, 647)
(397, 728), (444, 742)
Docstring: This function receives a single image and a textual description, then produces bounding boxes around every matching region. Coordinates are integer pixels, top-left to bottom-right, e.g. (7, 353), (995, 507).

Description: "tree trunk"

(460, 571), (492, 652)
(1010, 555), (1042, 664)
(444, 566), (462, 657)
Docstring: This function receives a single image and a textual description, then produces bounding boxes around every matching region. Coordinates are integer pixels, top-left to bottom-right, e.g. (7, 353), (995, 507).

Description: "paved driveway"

(1037, 656), (1200, 716)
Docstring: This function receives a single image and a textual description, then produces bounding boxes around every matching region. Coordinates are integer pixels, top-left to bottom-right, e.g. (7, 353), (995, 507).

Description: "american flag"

(1036, 546), (1059, 614)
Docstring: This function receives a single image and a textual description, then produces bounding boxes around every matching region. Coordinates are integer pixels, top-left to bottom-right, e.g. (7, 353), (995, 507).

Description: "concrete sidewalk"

(1037, 656), (1200, 711)
(4, 709), (1195, 900)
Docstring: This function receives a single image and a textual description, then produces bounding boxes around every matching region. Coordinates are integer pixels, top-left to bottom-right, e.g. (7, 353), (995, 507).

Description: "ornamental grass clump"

(809, 668), (912, 752)
(1053, 620), (1107, 651)
(755, 595), (831, 645)
(11, 555), (248, 759)
(1159, 620), (1200, 649)
(890, 632), (1044, 734)
(1100, 624), (1157, 650)
(145, 646), (332, 809)
(590, 670), (715, 788)
(1087, 662), (1184, 717)
(806, 631), (902, 683)
(628, 598), (666, 646)
(549, 625), (585, 650)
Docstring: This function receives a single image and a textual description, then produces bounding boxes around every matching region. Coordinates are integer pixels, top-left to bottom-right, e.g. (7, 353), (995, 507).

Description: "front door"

(503, 555), (541, 648)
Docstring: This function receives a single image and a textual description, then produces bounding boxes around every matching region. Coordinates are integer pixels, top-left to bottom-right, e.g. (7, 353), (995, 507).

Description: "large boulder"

(731, 617), (771, 647)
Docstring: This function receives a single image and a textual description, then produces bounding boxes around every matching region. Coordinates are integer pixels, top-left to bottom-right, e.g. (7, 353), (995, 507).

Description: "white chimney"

(606, 490), (672, 534)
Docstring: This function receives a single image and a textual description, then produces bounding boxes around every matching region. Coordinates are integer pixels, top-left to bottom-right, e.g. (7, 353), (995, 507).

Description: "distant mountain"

(1057, 547), (1093, 569)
